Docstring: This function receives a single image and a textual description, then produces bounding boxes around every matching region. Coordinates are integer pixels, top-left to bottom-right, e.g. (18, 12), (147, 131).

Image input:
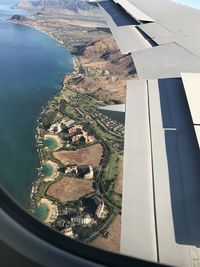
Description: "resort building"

(68, 125), (83, 134)
(71, 215), (94, 226)
(49, 119), (75, 134)
(95, 199), (106, 219)
(67, 124), (95, 144)
(49, 122), (62, 134)
(83, 166), (94, 180)
(77, 166), (94, 180)
(94, 196), (107, 219)
(64, 166), (78, 175)
(62, 227), (74, 238)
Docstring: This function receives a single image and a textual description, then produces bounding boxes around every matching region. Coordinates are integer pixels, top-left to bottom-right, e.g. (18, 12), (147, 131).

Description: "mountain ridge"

(16, 0), (99, 14)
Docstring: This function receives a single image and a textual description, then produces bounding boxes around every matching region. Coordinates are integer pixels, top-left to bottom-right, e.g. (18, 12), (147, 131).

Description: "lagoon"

(43, 163), (54, 178)
(33, 202), (49, 222)
(43, 136), (59, 151)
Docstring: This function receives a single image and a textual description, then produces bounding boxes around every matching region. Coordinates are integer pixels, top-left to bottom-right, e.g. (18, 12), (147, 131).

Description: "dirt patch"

(53, 143), (103, 167)
(114, 156), (123, 194)
(90, 215), (121, 253)
(47, 177), (94, 202)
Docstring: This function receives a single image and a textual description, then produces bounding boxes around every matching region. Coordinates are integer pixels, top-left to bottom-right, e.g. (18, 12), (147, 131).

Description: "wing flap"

(98, 0), (151, 54)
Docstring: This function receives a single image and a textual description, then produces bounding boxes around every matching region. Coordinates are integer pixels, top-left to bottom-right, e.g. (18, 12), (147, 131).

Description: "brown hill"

(69, 37), (136, 103)
(16, 0), (100, 15)
(79, 37), (135, 76)
(16, 0), (35, 10)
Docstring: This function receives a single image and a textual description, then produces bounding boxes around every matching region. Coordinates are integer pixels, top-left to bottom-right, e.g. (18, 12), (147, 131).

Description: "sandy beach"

(43, 160), (59, 182)
(40, 198), (58, 223)
(44, 134), (63, 151)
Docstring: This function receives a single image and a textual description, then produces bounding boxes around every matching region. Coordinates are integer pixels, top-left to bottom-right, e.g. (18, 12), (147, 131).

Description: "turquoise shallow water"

(33, 203), (49, 222)
(43, 137), (59, 151)
(43, 163), (54, 177)
(0, 21), (73, 208)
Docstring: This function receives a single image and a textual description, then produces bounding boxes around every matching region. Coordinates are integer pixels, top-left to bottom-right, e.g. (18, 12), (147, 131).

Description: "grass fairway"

(102, 153), (123, 207)
(104, 152), (119, 181)
(93, 123), (118, 142)
(111, 192), (122, 208)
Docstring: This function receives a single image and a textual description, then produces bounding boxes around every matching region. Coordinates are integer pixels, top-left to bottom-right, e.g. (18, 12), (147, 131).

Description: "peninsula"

(11, 0), (136, 253)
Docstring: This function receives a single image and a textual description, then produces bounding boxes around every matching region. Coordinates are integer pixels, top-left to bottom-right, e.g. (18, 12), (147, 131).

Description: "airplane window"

(1, 1), (200, 267)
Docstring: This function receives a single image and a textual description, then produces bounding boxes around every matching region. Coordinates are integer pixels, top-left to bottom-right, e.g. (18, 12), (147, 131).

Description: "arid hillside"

(68, 37), (136, 103)
(12, 5), (136, 103)
(79, 37), (135, 76)
(16, 0), (101, 16)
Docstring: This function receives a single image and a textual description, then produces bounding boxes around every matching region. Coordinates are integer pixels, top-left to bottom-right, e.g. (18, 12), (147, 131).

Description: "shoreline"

(42, 160), (59, 182)
(1, 9), (124, 247)
(13, 17), (124, 230)
(39, 198), (58, 223)
(25, 17), (124, 246)
(6, 20), (64, 44)
(44, 134), (63, 151)
(7, 19), (79, 71)
(17, 21), (77, 205)
(8, 19), (76, 52)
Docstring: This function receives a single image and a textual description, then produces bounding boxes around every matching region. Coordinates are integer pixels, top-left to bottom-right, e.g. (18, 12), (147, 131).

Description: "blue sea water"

(0, 20), (73, 207)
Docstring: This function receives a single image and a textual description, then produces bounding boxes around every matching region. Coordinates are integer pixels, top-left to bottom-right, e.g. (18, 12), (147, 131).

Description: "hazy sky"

(1, 0), (200, 9)
(173, 0), (200, 9)
(0, 0), (18, 4)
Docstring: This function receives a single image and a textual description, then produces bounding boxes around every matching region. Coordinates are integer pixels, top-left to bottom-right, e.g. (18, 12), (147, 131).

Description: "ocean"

(0, 2), (74, 207)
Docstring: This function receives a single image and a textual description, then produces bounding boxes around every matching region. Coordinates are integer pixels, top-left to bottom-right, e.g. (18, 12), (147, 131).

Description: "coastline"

(10, 20), (76, 206)
(0, 18), (78, 207)
(7, 20), (65, 46)
(26, 22), (77, 217)
(27, 18), (117, 203)
(7, 19), (79, 73)
(44, 134), (63, 151)
(8, 16), (124, 246)
(42, 160), (59, 182)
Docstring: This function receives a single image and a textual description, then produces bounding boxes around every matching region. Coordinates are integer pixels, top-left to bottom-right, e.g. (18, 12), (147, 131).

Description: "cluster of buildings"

(60, 165), (94, 180)
(62, 227), (75, 238)
(48, 117), (96, 147)
(95, 197), (107, 219)
(42, 93), (118, 240)
(48, 119), (75, 134)
(61, 213), (97, 238)
(71, 214), (95, 226)
(57, 196), (107, 238)
(72, 99), (125, 153)
(66, 92), (124, 141)
(68, 124), (95, 144)
(91, 111), (124, 138)
(82, 67), (111, 77)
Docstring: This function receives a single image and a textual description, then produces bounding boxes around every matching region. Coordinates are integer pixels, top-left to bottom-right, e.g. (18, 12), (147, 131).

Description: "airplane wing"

(93, 1), (200, 266)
